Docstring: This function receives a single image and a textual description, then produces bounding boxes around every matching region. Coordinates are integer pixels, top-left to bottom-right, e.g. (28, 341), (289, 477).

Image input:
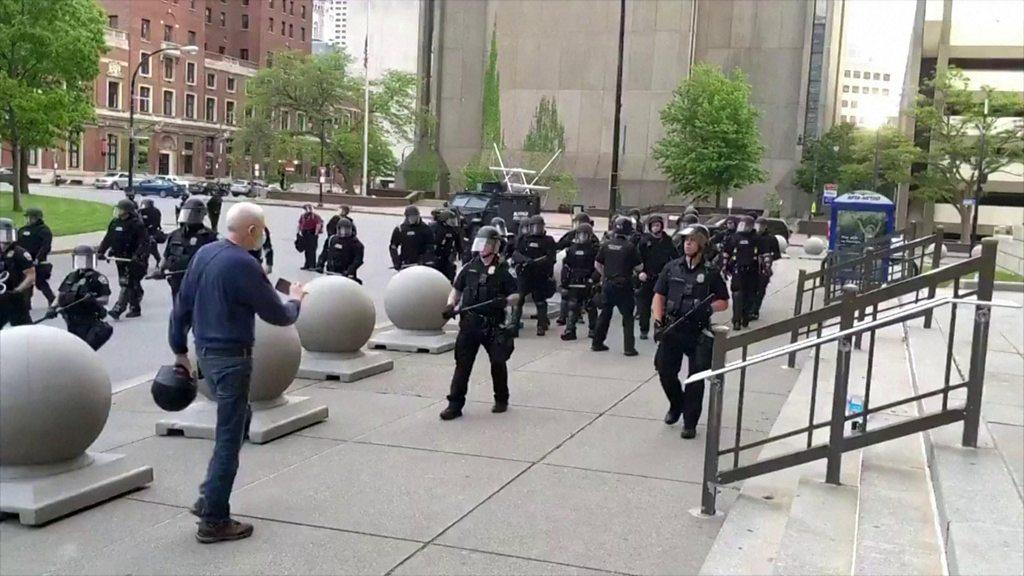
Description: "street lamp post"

(128, 45), (198, 194)
(970, 97), (989, 245)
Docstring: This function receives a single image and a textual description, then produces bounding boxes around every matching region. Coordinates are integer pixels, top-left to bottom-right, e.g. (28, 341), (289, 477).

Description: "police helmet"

(404, 205), (421, 224)
(0, 218), (16, 244)
(527, 214), (546, 236)
(755, 216), (769, 232)
(25, 207), (43, 222)
(72, 244), (97, 271)
(430, 207), (442, 222)
(336, 217), (355, 237)
(140, 198), (154, 208)
(574, 222), (594, 244)
(646, 214), (665, 233)
(490, 216), (508, 236)
(177, 197), (207, 225)
(151, 364), (197, 412)
(115, 198), (136, 217)
(677, 224), (711, 250)
(680, 213), (699, 226)
(471, 225), (502, 255)
(438, 209), (457, 227)
(737, 214), (755, 233)
(629, 208), (642, 221)
(572, 212), (592, 229)
(684, 206), (699, 216)
(724, 216), (738, 230)
(613, 216), (634, 237)
(339, 204), (351, 216)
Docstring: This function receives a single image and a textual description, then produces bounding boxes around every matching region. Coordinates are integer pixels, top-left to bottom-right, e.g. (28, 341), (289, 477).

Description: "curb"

(959, 279), (1024, 293)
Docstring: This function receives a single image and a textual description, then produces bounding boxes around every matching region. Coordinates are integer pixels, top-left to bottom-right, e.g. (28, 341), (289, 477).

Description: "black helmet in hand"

(151, 364), (197, 412)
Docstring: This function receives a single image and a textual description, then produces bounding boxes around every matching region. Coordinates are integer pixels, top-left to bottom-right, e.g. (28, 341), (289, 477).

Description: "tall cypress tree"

(481, 21), (503, 149)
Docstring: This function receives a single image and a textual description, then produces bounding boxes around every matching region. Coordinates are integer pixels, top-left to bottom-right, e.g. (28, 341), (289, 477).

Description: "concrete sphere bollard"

(970, 244), (982, 258)
(384, 265), (451, 331)
(804, 236), (826, 256)
(776, 235), (789, 254)
(250, 321), (302, 402)
(296, 276), (376, 353)
(941, 243), (949, 259)
(0, 325), (111, 466)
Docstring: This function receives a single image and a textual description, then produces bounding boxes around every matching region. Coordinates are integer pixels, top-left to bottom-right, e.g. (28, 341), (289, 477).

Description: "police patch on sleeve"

(22, 251), (32, 262)
(697, 273), (705, 283)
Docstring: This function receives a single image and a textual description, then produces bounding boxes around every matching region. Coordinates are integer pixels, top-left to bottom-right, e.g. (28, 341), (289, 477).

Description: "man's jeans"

(197, 353), (253, 524)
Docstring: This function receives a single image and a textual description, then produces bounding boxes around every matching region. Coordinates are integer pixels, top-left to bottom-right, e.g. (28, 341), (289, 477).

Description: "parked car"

(93, 172), (130, 190)
(130, 178), (187, 198)
(0, 167), (14, 186)
(154, 175), (192, 188)
(229, 179), (256, 197)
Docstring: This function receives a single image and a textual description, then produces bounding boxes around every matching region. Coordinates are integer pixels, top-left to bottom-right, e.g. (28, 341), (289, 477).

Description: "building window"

(108, 15), (118, 28)
(106, 80), (121, 109)
(873, 72), (880, 80)
(270, 0), (274, 7)
(883, 73), (891, 81)
(844, 69), (850, 78)
(205, 7), (211, 23)
(841, 99), (848, 108)
(300, 26), (305, 41)
(290, 1), (294, 15)
(141, 18), (150, 39)
(219, 12), (226, 26)
(186, 62), (196, 85)
(239, 48), (249, 61)
(187, 30), (196, 45)
(842, 85), (849, 93)
(163, 24), (173, 42)
(872, 87), (879, 94)
(882, 88), (890, 96)
(301, 4), (306, 18)
(163, 57), (174, 80)
(280, 20), (285, 35)
(138, 85), (152, 113)
(841, 115), (847, 123)
(862, 70), (870, 78)
(106, 135), (119, 170)
(218, 45), (226, 54)
(206, 72), (216, 89)
(852, 86), (860, 93)
(225, 101), (236, 125)
(853, 71), (860, 79)
(68, 135), (81, 169)
(851, 100), (858, 109)
(183, 141), (194, 174)
(288, 23), (293, 38)
(297, 112), (306, 131)
(226, 77), (236, 92)
(280, 112), (289, 130)
(139, 51), (151, 76)
(269, 17), (274, 32)
(162, 89), (175, 116)
(205, 97), (217, 122)
(242, 0), (249, 4)
(185, 93), (197, 119)
(190, 0), (196, 9)
(27, 148), (38, 166)
(241, 14), (249, 29)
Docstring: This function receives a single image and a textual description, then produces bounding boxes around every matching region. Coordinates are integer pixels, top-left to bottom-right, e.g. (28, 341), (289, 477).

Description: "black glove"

(653, 319), (667, 343)
(441, 303), (456, 320)
(44, 307), (59, 320)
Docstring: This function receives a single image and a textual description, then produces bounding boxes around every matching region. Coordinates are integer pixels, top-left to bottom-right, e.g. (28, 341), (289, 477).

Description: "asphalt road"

(18, 184), (407, 387)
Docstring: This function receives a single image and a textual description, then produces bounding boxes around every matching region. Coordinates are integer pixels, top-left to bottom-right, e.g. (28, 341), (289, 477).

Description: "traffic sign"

(823, 183), (838, 205)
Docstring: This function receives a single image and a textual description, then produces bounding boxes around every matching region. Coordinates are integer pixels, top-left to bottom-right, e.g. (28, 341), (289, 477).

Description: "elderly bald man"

(169, 202), (306, 544)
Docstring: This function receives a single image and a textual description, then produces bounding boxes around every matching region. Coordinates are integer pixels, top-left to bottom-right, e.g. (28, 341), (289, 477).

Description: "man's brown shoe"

(196, 519), (254, 544)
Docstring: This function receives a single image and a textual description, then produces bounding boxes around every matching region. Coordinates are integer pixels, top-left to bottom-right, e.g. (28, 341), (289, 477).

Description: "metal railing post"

(826, 285), (858, 485)
(908, 219), (918, 242)
(701, 325), (731, 516)
(789, 269), (806, 368)
(854, 248), (875, 350)
(924, 226), (944, 328)
(962, 238), (997, 447)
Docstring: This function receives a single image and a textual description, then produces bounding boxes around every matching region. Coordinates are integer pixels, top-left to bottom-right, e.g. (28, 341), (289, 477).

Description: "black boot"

(681, 427), (697, 439)
(439, 403), (463, 420)
(560, 330), (577, 341)
(664, 409), (681, 425)
(126, 307), (142, 318)
(591, 342), (609, 352)
(491, 402), (508, 413)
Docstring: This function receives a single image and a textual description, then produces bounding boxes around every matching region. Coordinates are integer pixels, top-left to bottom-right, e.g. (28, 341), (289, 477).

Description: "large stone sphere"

(296, 276), (376, 353)
(776, 235), (789, 254)
(0, 326), (111, 466)
(970, 244), (982, 258)
(941, 243), (949, 259)
(385, 265), (451, 331)
(804, 236), (826, 256)
(251, 321), (302, 402)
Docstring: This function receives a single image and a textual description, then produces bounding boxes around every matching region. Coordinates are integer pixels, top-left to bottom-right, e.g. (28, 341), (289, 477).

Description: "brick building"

(2, 0), (311, 183)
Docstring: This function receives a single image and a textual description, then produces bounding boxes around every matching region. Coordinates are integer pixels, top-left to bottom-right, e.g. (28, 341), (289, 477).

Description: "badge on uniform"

(189, 237), (197, 245)
(22, 231), (30, 236)
(488, 265), (495, 275)
(115, 226), (123, 232)
(697, 273), (705, 283)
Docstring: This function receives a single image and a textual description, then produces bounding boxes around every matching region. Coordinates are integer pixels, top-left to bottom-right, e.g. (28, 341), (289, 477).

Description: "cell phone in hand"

(275, 278), (292, 295)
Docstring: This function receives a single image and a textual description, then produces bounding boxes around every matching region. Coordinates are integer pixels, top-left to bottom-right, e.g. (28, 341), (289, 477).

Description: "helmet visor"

(471, 236), (498, 255)
(574, 231), (591, 244)
(0, 228), (15, 244)
(178, 207), (204, 225)
(72, 253), (96, 270)
(337, 224), (354, 238)
(736, 221), (750, 233)
(530, 222), (545, 236)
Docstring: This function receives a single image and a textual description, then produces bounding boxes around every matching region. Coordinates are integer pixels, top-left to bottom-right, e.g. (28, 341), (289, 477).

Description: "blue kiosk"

(829, 191), (896, 283)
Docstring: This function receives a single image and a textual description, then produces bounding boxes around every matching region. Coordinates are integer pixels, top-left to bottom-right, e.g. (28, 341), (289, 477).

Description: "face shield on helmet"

(678, 225), (710, 256)
(755, 217), (768, 234)
(529, 216), (546, 236)
(613, 216), (633, 238)
(404, 206), (421, 226)
(177, 199), (207, 225)
(71, 246), (96, 270)
(471, 226), (501, 256)
(336, 218), (355, 238)
(736, 216), (753, 234)
(0, 218), (16, 246)
(574, 223), (594, 244)
(490, 217), (507, 236)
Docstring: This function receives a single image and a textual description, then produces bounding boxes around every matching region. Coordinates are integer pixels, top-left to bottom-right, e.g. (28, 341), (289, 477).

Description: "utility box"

(829, 191), (896, 285)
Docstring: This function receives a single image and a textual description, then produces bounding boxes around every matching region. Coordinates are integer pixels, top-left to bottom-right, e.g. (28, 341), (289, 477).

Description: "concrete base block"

(368, 329), (456, 354)
(297, 350), (394, 382)
(155, 395), (329, 444)
(0, 453), (154, 525)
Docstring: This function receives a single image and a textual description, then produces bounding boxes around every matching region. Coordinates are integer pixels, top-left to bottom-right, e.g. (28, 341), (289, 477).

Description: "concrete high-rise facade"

(431, 0), (838, 213)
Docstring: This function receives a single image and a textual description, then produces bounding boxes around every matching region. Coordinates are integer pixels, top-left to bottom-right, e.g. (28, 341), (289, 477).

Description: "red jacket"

(298, 212), (323, 233)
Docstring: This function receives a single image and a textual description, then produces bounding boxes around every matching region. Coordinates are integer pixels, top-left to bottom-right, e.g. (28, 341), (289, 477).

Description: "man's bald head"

(225, 202), (266, 250)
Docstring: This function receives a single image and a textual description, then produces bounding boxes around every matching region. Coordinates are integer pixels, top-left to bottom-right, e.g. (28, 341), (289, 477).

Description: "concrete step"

(773, 477), (859, 575)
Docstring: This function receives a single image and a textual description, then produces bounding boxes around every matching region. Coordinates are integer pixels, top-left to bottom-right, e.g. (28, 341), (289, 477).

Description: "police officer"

(636, 214), (676, 340)
(752, 216), (782, 320)
(139, 198), (164, 269)
(17, 207), (55, 306)
(206, 191), (223, 231)
(0, 218), (36, 328)
(249, 225), (274, 274)
(510, 214), (557, 336)
(54, 245), (113, 350)
(173, 191), (189, 221)
(325, 204), (354, 237)
(430, 209), (464, 282)
(628, 209), (644, 241)
(653, 224), (729, 438)
(559, 222), (599, 341)
(712, 215), (737, 249)
(721, 214), (760, 330)
(592, 216), (643, 355)
(97, 199), (149, 319)
(317, 217), (364, 282)
(489, 216), (515, 260)
(162, 198), (217, 298)
(389, 205), (435, 269)
(555, 212), (598, 326)
(439, 226), (519, 420)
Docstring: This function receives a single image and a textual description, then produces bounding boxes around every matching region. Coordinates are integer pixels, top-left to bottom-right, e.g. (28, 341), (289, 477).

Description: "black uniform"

(510, 233), (557, 332)
(206, 194), (223, 231)
(447, 256), (518, 410)
(56, 269), (113, 350)
(560, 241), (599, 339)
(654, 256), (729, 429)
(430, 221), (464, 282)
(753, 231), (782, 318)
(249, 226), (274, 270)
(16, 220), (55, 304)
(163, 224), (217, 298)
(636, 231), (676, 338)
(592, 236), (642, 353)
(98, 215), (149, 316)
(0, 244), (34, 328)
(389, 221), (435, 269)
(317, 234), (364, 282)
(555, 229), (600, 324)
(722, 231), (760, 327)
(140, 205), (163, 267)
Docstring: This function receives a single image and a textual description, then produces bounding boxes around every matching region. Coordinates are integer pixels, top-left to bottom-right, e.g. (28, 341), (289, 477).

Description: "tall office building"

(3, 0), (313, 181)
(836, 50), (902, 128)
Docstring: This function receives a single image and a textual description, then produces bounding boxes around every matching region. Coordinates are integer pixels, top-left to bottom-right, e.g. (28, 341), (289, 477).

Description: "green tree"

(521, 96), (576, 205)
(0, 0), (107, 210)
(653, 63), (766, 207)
(913, 67), (1024, 240)
(794, 122), (857, 197)
(838, 126), (919, 197)
(482, 21), (503, 149)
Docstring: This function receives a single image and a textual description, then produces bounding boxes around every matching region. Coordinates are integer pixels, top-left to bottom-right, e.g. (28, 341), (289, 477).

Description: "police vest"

(165, 227), (214, 271)
(325, 237), (359, 271)
(602, 238), (636, 280)
(105, 219), (144, 256)
(664, 260), (715, 326)
(461, 259), (509, 319)
(730, 234), (759, 268)
(563, 242), (597, 285)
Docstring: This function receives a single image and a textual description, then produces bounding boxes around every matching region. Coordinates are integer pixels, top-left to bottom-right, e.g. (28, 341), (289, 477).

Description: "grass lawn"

(0, 192), (111, 237)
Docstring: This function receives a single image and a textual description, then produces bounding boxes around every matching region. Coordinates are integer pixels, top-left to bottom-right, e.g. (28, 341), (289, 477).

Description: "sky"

(843, 0), (919, 76)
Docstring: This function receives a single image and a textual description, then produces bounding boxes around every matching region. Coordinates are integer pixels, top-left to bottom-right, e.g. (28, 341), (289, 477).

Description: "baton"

(444, 297), (505, 319)
(660, 294), (717, 337)
(101, 256), (135, 263)
(32, 296), (92, 324)
(145, 269), (186, 280)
